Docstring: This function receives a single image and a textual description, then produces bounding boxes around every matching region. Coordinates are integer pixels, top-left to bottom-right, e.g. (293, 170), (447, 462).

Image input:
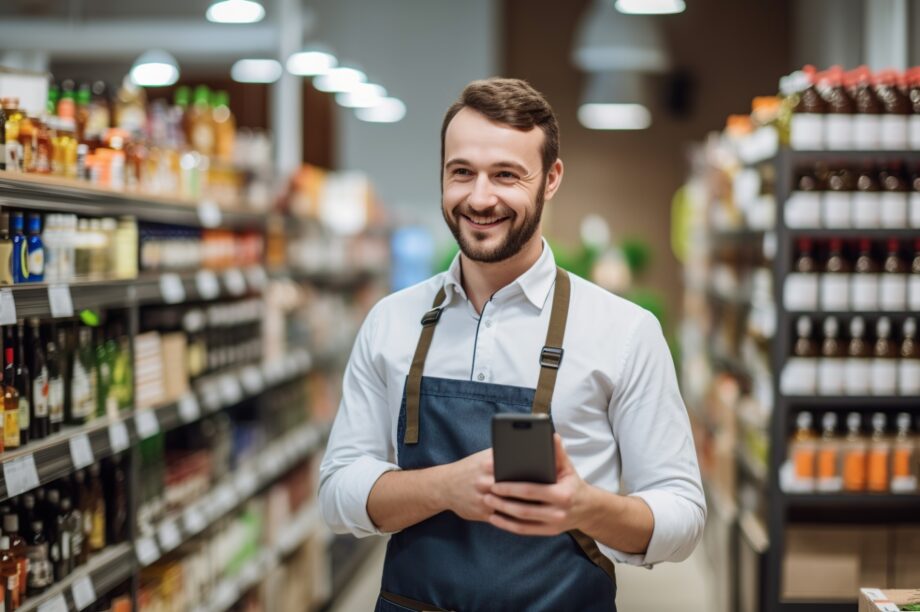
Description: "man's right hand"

(440, 448), (495, 522)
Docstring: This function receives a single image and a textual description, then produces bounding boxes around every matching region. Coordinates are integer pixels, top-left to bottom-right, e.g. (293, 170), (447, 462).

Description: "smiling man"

(319, 78), (706, 611)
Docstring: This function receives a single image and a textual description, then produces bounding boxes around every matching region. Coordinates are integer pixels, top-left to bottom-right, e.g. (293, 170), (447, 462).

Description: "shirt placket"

(473, 299), (500, 383)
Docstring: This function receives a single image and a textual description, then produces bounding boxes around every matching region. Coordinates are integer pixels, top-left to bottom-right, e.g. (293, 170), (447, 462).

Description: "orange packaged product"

(791, 412), (817, 490)
(816, 412), (842, 492)
(842, 412), (868, 492)
(867, 412), (890, 493)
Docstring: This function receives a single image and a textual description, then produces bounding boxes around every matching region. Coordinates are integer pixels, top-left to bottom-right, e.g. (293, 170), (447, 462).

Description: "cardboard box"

(859, 588), (920, 612)
(783, 526), (889, 601)
(893, 527), (920, 588)
(160, 333), (189, 404)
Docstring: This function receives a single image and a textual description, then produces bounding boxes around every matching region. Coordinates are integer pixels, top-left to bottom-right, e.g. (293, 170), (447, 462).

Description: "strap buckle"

(540, 346), (564, 369)
(420, 307), (443, 326)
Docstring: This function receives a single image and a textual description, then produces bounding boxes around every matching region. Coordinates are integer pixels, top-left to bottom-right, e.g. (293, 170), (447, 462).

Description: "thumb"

(553, 433), (572, 475)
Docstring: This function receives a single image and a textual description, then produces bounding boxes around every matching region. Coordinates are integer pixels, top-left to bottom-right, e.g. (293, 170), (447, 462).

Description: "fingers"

(483, 494), (565, 524)
(487, 511), (561, 537)
(553, 433), (572, 474)
(490, 482), (563, 505)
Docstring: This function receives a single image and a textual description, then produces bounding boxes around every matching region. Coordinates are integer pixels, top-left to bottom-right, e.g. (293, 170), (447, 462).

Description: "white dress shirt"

(319, 240), (706, 567)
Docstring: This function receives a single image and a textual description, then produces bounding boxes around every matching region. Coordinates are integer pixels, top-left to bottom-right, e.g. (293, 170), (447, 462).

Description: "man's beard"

(442, 182), (545, 264)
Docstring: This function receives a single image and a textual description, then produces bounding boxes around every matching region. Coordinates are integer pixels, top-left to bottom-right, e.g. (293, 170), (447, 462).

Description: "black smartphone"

(492, 413), (556, 484)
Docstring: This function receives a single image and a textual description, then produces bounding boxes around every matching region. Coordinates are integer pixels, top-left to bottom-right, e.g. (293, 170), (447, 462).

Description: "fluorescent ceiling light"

(286, 49), (337, 76)
(336, 83), (387, 108)
(578, 103), (651, 130)
(355, 97), (406, 123)
(313, 66), (366, 93)
(206, 0), (265, 23)
(130, 50), (180, 87)
(231, 59), (282, 83)
(615, 0), (686, 14)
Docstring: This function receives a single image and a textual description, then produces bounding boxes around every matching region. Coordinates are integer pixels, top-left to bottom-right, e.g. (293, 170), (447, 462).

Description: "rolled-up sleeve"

(603, 310), (706, 567)
(318, 304), (401, 537)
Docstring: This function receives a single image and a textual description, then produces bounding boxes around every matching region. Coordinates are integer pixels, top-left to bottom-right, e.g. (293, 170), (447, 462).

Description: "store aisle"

(331, 538), (714, 612)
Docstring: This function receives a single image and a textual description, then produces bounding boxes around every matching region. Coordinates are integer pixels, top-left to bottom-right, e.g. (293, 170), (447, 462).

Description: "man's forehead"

(445, 108), (543, 166)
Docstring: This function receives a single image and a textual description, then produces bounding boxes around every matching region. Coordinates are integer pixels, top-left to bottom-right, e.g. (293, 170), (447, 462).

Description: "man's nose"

(467, 173), (498, 210)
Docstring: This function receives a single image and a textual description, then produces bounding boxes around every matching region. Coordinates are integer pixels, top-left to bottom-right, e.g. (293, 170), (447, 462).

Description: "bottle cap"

(11, 213), (24, 231)
(47, 489), (60, 504)
(823, 316), (839, 338)
(904, 317), (917, 339)
(797, 316), (813, 338)
(822, 412), (838, 431)
(877, 316), (892, 338)
(31, 521), (42, 532)
(847, 412), (862, 431)
(60, 498), (71, 511)
(871, 412), (886, 432)
(27, 214), (41, 233)
(897, 412), (911, 432)
(797, 411), (813, 430)
(3, 514), (18, 533)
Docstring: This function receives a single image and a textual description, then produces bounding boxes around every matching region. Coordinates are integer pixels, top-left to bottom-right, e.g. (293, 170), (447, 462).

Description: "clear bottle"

(784, 238), (819, 310)
(790, 411), (817, 491)
(46, 329), (64, 435)
(1, 98), (24, 172)
(818, 316), (845, 396)
(871, 317), (898, 396)
(0, 536), (19, 612)
(844, 316), (871, 396)
(14, 322), (29, 448)
(55, 498), (74, 578)
(867, 412), (891, 493)
(68, 327), (96, 426)
(891, 412), (917, 493)
(24, 520), (51, 597)
(880, 239), (907, 311)
(851, 239), (879, 311)
(820, 238), (850, 311)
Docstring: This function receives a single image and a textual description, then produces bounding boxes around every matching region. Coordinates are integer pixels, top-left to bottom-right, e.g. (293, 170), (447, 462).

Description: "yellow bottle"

(212, 90), (236, 163)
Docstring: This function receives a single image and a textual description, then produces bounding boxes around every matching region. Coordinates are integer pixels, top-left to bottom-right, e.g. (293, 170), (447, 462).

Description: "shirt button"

(477, 373), (485, 381)
(484, 319), (493, 328)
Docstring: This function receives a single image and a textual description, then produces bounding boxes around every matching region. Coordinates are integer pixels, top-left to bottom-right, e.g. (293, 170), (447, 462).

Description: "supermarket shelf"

(783, 149), (920, 164)
(781, 395), (920, 409)
(200, 502), (324, 612)
(271, 267), (384, 291)
(737, 448), (768, 485)
(703, 477), (738, 525)
(708, 228), (767, 247)
(329, 534), (381, 605)
(138, 420), (326, 569)
(0, 171), (265, 230)
(785, 228), (920, 240)
(0, 349), (314, 502)
(782, 492), (920, 509)
(783, 309), (919, 317)
(19, 542), (135, 612)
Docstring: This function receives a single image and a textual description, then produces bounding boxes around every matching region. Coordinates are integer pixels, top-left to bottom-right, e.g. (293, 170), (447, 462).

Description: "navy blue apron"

(376, 268), (617, 612)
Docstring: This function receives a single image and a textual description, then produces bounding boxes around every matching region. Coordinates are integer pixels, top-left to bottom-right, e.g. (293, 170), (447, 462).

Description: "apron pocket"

(378, 591), (451, 612)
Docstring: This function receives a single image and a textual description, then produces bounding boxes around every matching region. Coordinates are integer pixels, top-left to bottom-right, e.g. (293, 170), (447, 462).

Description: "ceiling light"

(573, 0), (670, 72)
(355, 97), (406, 123)
(578, 104), (651, 130)
(206, 0), (265, 23)
(130, 50), (180, 87)
(231, 59), (283, 83)
(578, 71), (652, 130)
(336, 83), (387, 108)
(313, 66), (367, 93)
(615, 0), (686, 15)
(286, 48), (337, 76)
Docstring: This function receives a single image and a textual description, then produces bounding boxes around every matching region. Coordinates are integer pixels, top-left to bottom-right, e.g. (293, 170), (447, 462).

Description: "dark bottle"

(2, 345), (19, 452)
(821, 66), (855, 151)
(17, 495), (35, 538)
(0, 536), (20, 611)
(877, 69), (910, 149)
(2, 514), (28, 601)
(14, 322), (29, 448)
(63, 495), (83, 569)
(69, 326), (96, 426)
(910, 67), (920, 149)
(791, 65), (827, 150)
(851, 66), (882, 150)
(820, 238), (850, 311)
(880, 163), (909, 229)
(25, 521), (51, 597)
(0, 104), (6, 172)
(852, 239), (879, 311)
(824, 167), (854, 229)
(46, 327), (64, 435)
(853, 164), (881, 229)
(87, 464), (106, 553)
(11, 214), (27, 284)
(105, 456), (128, 546)
(55, 497), (74, 579)
(27, 319), (48, 440)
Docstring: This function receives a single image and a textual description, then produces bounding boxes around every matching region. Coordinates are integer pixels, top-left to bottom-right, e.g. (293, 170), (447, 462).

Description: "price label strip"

(72, 574), (98, 611)
(219, 374), (242, 406)
(195, 270), (220, 301)
(159, 273), (186, 305)
(109, 420), (130, 453)
(48, 284), (75, 318)
(183, 506), (208, 536)
(69, 433), (95, 470)
(135, 410), (160, 440)
(0, 289), (16, 326)
(178, 394), (201, 423)
(240, 366), (263, 395)
(37, 593), (68, 612)
(136, 536), (160, 567)
(2, 454), (40, 497)
(158, 520), (182, 553)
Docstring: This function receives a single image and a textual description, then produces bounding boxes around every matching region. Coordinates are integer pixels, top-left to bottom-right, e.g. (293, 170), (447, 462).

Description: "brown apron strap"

(570, 529), (618, 585)
(380, 591), (451, 611)
(532, 268), (570, 415)
(404, 286), (447, 444)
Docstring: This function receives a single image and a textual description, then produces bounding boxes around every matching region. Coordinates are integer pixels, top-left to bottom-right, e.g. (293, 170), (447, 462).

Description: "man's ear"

(544, 159), (564, 201)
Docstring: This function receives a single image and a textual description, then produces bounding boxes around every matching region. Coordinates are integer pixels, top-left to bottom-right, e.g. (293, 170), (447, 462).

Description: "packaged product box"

(859, 588), (920, 612)
(783, 526), (889, 601)
(0, 66), (49, 117)
(160, 332), (189, 403)
(893, 527), (920, 587)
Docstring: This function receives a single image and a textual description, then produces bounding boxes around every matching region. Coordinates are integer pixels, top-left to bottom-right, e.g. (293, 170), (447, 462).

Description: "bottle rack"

(0, 175), (382, 612)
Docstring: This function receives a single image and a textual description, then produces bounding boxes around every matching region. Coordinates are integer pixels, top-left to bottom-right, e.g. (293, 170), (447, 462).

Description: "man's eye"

(496, 171), (518, 180)
(452, 168), (473, 176)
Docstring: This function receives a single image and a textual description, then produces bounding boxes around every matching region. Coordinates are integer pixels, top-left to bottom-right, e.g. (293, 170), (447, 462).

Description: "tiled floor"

(330, 537), (715, 611)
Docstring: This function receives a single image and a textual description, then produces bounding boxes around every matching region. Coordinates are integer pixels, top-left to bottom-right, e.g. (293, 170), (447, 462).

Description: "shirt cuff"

(322, 455), (401, 538)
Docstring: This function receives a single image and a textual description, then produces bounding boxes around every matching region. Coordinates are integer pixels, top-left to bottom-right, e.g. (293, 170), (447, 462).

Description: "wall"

(503, 0), (791, 330)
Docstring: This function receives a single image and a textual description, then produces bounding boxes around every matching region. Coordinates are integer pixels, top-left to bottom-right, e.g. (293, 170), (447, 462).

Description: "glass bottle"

(877, 69), (910, 149)
(212, 90), (236, 163)
(25, 520), (51, 597)
(0, 212), (13, 286)
(900, 318), (920, 396)
(818, 316), (845, 396)
(69, 327), (96, 426)
(844, 316), (870, 396)
(867, 412), (891, 493)
(842, 412), (867, 492)
(852, 66), (882, 150)
(187, 85), (215, 157)
(2, 515), (28, 601)
(790, 65), (826, 150)
(27, 320), (48, 440)
(816, 412), (842, 492)
(11, 214), (28, 284)
(790, 411), (817, 491)
(2, 347), (19, 452)
(852, 164), (880, 229)
(55, 498), (74, 579)
(15, 321), (30, 448)
(823, 167), (854, 229)
(87, 464), (106, 553)
(0, 536), (19, 611)
(820, 66), (855, 150)
(891, 413), (917, 493)
(880, 163), (909, 229)
(784, 238), (819, 310)
(820, 238), (849, 311)
(46, 329), (64, 435)
(880, 239), (907, 311)
(871, 317), (897, 396)
(851, 239), (879, 311)
(25, 214), (43, 283)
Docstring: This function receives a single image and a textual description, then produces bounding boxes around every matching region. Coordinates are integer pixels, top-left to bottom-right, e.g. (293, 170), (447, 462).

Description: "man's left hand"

(484, 433), (589, 536)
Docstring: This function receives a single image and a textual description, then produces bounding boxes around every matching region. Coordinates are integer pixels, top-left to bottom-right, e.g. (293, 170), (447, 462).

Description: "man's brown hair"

(441, 78), (560, 181)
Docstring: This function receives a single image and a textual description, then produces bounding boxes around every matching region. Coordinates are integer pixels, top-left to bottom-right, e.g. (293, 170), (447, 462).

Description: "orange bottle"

(842, 412), (867, 492)
(816, 412), (842, 492)
(791, 412), (817, 490)
(891, 412), (917, 493)
(0, 536), (19, 611)
(867, 412), (890, 493)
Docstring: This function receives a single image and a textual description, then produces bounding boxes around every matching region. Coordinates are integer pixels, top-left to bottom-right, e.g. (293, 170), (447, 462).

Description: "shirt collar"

(442, 238), (557, 310)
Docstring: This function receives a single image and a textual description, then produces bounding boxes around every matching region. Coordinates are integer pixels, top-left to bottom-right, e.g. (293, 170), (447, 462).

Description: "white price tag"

(240, 366), (263, 395)
(158, 520), (182, 552)
(135, 410), (160, 440)
(72, 574), (97, 610)
(183, 506), (207, 535)
(37, 593), (68, 612)
(2, 454), (40, 497)
(219, 374), (242, 406)
(48, 284), (74, 318)
(245, 265), (267, 292)
(178, 394), (201, 423)
(217, 484), (238, 512)
(159, 273), (186, 305)
(195, 270), (220, 301)
(197, 200), (223, 228)
(234, 468), (258, 497)
(0, 289), (17, 326)
(136, 536), (160, 566)
(239, 560), (261, 587)
(215, 581), (239, 609)
(223, 268), (247, 297)
(108, 420), (130, 453)
(69, 433), (95, 469)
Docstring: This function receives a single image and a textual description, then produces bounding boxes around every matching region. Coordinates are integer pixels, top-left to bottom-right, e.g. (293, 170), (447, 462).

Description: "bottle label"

(3, 407), (19, 448)
(853, 114), (881, 150)
(5, 142), (22, 173)
(851, 274), (880, 311)
(867, 448), (890, 491)
(910, 276), (920, 310)
(825, 114), (854, 150)
(879, 274), (907, 310)
(910, 193), (920, 229)
(822, 192), (852, 228)
(879, 192), (908, 228)
(870, 360), (897, 395)
(844, 358), (871, 395)
(843, 449), (867, 491)
(61, 533), (70, 560)
(818, 359), (845, 395)
(898, 361), (920, 396)
(780, 358), (817, 395)
(851, 192), (881, 229)
(18, 397), (29, 431)
(784, 191), (822, 228)
(26, 248), (43, 277)
(880, 114), (909, 149)
(90, 508), (105, 550)
(910, 115), (920, 150)
(71, 363), (93, 419)
(25, 543), (52, 588)
(32, 372), (48, 418)
(783, 273), (819, 310)
(819, 274), (849, 311)
(816, 447), (842, 492)
(0, 244), (12, 285)
(49, 378), (64, 423)
(790, 113), (824, 150)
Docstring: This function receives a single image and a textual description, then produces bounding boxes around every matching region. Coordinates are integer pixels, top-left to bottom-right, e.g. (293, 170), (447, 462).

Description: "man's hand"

(483, 434), (588, 536)
(442, 448), (496, 522)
